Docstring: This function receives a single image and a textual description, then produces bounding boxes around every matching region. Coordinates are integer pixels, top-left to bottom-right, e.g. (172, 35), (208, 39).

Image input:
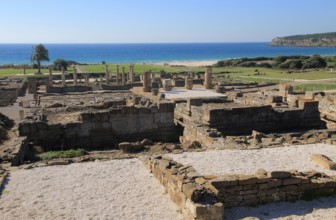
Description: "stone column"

(142, 71), (151, 92)
(48, 66), (53, 86)
(185, 77), (193, 90)
(204, 68), (213, 89)
(85, 74), (89, 86)
(130, 65), (134, 84)
(61, 66), (66, 87)
(116, 65), (120, 84)
(100, 75), (103, 87)
(105, 65), (109, 83)
(122, 67), (126, 85)
(73, 66), (77, 86)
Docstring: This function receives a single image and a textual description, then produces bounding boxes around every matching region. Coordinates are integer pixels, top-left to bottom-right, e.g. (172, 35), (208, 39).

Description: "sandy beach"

(153, 60), (217, 67)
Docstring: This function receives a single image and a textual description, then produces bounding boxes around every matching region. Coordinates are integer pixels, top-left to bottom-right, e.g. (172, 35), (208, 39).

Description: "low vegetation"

(215, 55), (331, 70)
(37, 149), (87, 160)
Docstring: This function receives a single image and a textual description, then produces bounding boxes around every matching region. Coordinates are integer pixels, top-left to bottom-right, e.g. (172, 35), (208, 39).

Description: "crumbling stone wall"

(182, 100), (325, 136)
(145, 156), (336, 219)
(19, 102), (178, 150)
(211, 170), (336, 208)
(144, 156), (224, 220)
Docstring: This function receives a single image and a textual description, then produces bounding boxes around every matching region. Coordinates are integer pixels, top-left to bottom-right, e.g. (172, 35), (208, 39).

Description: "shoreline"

(150, 60), (217, 67)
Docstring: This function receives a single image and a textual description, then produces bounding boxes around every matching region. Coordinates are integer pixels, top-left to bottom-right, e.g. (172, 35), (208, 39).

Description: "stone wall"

(144, 156), (224, 220)
(211, 169), (336, 208)
(10, 137), (29, 166)
(19, 102), (178, 150)
(192, 101), (325, 135)
(144, 156), (336, 219)
(47, 86), (92, 93)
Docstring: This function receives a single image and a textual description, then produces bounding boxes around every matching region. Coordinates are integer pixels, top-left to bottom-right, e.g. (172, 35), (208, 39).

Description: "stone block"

(211, 175), (238, 188)
(238, 175), (259, 185)
(310, 154), (336, 170)
(239, 190), (259, 195)
(283, 177), (302, 185)
(280, 185), (298, 192)
(268, 171), (291, 179)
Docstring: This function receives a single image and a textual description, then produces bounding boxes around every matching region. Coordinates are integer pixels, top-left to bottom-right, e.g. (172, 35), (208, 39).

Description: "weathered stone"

(47, 159), (71, 166)
(238, 175), (259, 185)
(195, 177), (206, 185)
(283, 177), (302, 185)
(268, 171), (291, 179)
(310, 154), (336, 170)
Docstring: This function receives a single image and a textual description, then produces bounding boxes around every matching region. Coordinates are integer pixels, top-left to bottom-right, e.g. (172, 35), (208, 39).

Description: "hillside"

(269, 32), (336, 47)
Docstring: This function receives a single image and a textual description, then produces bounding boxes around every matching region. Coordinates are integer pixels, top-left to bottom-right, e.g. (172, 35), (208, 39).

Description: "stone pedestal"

(185, 78), (193, 90)
(204, 68), (213, 89)
(163, 79), (172, 91)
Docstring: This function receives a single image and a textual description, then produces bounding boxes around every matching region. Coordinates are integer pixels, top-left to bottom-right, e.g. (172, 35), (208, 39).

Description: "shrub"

(37, 149), (87, 160)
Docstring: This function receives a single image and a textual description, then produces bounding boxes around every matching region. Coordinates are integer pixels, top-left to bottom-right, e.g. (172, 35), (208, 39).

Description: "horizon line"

(0, 41), (270, 45)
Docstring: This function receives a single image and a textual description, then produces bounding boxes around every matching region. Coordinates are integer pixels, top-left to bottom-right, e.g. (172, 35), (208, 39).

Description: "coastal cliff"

(269, 32), (336, 47)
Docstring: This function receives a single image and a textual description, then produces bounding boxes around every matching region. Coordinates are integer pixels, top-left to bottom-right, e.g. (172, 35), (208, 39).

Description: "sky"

(0, 0), (335, 43)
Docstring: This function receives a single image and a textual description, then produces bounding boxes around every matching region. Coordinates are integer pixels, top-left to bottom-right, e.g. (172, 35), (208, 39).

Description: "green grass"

(2, 63), (336, 82)
(37, 149), (87, 160)
(0, 68), (73, 77)
(294, 83), (336, 92)
(80, 65), (336, 81)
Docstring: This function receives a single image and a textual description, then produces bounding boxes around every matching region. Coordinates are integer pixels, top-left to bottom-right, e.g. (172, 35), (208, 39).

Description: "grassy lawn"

(2, 63), (336, 82)
(0, 68), (73, 77)
(294, 83), (336, 92)
(37, 149), (87, 160)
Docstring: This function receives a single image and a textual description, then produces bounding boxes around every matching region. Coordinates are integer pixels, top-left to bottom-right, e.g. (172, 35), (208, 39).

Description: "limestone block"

(283, 177), (302, 185)
(268, 171), (291, 179)
(118, 142), (144, 153)
(310, 154), (336, 170)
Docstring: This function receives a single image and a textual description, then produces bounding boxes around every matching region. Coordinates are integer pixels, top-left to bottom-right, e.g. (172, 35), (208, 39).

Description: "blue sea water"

(1, 43), (336, 65)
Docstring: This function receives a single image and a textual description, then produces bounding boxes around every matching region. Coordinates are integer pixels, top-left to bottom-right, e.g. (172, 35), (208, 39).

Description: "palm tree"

(31, 44), (49, 73)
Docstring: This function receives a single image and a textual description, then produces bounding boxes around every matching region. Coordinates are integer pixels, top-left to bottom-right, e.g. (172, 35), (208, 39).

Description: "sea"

(1, 43), (336, 65)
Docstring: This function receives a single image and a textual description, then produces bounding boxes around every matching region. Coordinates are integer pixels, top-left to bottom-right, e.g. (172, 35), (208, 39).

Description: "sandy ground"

(170, 144), (336, 176)
(225, 196), (336, 220)
(161, 88), (226, 100)
(154, 60), (217, 67)
(0, 93), (34, 122)
(0, 159), (183, 220)
(170, 144), (336, 220)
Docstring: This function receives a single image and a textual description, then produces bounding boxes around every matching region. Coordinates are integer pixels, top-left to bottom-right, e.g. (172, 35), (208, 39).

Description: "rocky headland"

(269, 32), (336, 47)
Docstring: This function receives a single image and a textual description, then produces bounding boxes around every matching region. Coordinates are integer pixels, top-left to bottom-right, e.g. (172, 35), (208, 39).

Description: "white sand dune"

(0, 159), (183, 220)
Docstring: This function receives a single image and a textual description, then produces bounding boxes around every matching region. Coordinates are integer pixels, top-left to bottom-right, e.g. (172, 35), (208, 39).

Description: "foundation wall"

(19, 103), (178, 150)
(144, 156), (224, 220)
(145, 157), (336, 219)
(201, 105), (325, 135)
(47, 86), (92, 93)
(211, 170), (336, 208)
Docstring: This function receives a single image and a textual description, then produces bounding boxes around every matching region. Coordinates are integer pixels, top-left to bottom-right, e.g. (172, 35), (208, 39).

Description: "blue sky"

(1, 0), (335, 43)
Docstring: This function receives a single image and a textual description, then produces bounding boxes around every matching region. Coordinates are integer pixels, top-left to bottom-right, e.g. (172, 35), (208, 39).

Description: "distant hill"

(269, 32), (336, 47)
